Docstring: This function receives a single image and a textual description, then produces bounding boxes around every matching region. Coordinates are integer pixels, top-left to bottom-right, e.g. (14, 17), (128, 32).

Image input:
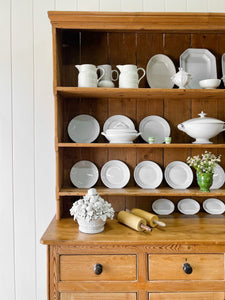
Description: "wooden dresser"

(41, 12), (225, 299)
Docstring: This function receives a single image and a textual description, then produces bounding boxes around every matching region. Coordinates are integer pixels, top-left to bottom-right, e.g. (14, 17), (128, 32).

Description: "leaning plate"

(210, 164), (225, 190)
(70, 160), (99, 188)
(139, 115), (170, 143)
(165, 161), (193, 189)
(180, 48), (217, 89)
(222, 53), (225, 77)
(103, 115), (135, 132)
(134, 161), (163, 189)
(146, 54), (176, 88)
(178, 198), (200, 215)
(68, 114), (100, 143)
(100, 160), (130, 188)
(152, 199), (175, 215)
(203, 198), (225, 215)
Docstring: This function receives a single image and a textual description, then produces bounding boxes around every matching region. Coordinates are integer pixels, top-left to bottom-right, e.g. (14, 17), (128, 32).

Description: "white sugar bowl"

(171, 67), (192, 89)
(178, 111), (225, 144)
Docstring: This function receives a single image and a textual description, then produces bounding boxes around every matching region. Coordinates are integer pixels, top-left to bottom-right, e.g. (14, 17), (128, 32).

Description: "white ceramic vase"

(77, 217), (106, 234)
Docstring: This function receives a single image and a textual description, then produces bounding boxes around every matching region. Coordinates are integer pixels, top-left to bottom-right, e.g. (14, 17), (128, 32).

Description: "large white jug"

(75, 64), (105, 87)
(117, 64), (145, 88)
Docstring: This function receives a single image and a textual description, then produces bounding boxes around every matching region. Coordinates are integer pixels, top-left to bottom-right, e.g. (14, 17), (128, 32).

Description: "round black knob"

(183, 262), (193, 274)
(94, 263), (103, 275)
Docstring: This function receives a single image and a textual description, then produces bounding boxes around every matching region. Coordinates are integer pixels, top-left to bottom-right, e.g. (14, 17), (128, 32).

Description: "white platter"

(177, 198), (200, 215)
(146, 54), (176, 88)
(203, 198), (225, 215)
(103, 115), (135, 132)
(180, 48), (217, 89)
(100, 160), (130, 188)
(68, 114), (100, 143)
(210, 164), (225, 190)
(134, 161), (163, 189)
(165, 161), (193, 189)
(152, 199), (175, 215)
(139, 115), (170, 143)
(70, 160), (99, 188)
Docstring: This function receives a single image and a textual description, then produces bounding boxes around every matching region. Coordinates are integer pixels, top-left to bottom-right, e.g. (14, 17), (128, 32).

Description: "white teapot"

(75, 64), (105, 87)
(117, 64), (145, 88)
(171, 67), (192, 89)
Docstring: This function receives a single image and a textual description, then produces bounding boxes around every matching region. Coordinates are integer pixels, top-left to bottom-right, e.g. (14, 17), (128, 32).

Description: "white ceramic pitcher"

(97, 64), (119, 88)
(117, 64), (145, 88)
(75, 64), (105, 87)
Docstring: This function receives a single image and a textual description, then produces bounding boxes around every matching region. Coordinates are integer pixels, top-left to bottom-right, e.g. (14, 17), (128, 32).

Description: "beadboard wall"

(1, 0), (225, 299)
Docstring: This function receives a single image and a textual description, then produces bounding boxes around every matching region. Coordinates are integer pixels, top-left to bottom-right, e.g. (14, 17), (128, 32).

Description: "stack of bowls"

(102, 123), (140, 143)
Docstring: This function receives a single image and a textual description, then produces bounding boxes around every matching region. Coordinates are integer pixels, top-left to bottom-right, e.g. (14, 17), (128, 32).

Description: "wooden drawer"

(60, 254), (136, 281)
(148, 254), (224, 280)
(149, 292), (225, 300)
(60, 293), (137, 300)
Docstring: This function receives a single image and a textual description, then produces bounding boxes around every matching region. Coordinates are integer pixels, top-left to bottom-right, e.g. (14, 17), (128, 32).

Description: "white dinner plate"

(165, 161), (193, 189)
(68, 114), (100, 143)
(146, 54), (176, 88)
(100, 160), (130, 188)
(180, 48), (217, 89)
(203, 198), (225, 215)
(210, 164), (225, 190)
(70, 160), (99, 188)
(134, 161), (163, 189)
(177, 198), (200, 215)
(139, 115), (170, 143)
(152, 199), (175, 215)
(103, 115), (135, 132)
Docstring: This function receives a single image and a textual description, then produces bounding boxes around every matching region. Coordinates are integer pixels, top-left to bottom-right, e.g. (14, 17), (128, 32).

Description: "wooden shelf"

(57, 143), (225, 148)
(56, 86), (225, 99)
(59, 186), (225, 197)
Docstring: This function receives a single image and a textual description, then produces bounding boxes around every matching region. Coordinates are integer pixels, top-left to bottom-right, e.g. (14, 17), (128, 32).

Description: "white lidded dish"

(178, 111), (225, 144)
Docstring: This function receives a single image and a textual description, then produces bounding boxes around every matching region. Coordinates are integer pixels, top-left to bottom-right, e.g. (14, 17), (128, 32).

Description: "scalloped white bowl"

(199, 79), (221, 89)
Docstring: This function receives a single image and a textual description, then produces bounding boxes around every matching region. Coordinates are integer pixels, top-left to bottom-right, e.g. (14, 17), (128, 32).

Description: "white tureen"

(177, 111), (225, 144)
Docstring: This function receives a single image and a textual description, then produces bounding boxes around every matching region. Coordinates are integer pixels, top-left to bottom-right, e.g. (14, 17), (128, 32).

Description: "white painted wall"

(1, 0), (224, 299)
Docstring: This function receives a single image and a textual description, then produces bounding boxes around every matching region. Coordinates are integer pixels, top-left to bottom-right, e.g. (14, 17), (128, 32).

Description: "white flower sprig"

(186, 151), (221, 174)
(70, 188), (115, 222)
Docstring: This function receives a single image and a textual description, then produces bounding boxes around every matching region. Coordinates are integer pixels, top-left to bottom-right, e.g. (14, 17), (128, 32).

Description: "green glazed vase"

(196, 172), (213, 192)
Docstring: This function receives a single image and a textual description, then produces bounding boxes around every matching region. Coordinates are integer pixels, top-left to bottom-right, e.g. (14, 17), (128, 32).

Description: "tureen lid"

(182, 111), (224, 125)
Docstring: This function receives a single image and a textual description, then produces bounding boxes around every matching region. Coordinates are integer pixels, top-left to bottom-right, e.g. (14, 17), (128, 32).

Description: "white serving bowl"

(178, 111), (225, 144)
(106, 128), (137, 134)
(199, 79), (221, 89)
(102, 132), (141, 143)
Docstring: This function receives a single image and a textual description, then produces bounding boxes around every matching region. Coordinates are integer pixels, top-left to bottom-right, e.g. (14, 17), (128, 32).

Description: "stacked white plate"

(68, 114), (100, 143)
(139, 115), (170, 143)
(100, 160), (130, 188)
(134, 161), (163, 189)
(203, 198), (225, 215)
(70, 160), (99, 188)
(177, 199), (200, 215)
(211, 164), (225, 190)
(165, 161), (193, 189)
(152, 199), (175, 215)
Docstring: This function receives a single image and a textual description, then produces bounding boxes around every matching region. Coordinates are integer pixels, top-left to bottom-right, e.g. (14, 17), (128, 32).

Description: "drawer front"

(148, 254), (224, 280)
(60, 254), (136, 281)
(149, 292), (225, 300)
(61, 293), (137, 300)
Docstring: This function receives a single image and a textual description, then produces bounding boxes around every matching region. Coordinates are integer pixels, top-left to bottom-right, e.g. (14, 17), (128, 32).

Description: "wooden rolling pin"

(117, 211), (152, 232)
(131, 208), (166, 228)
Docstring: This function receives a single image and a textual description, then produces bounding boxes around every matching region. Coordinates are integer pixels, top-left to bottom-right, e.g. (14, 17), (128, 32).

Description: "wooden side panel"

(149, 292), (225, 300)
(61, 293), (137, 300)
(60, 255), (137, 281)
(148, 254), (224, 280)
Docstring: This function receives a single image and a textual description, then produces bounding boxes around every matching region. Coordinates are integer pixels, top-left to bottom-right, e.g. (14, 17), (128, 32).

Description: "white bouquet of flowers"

(70, 188), (115, 223)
